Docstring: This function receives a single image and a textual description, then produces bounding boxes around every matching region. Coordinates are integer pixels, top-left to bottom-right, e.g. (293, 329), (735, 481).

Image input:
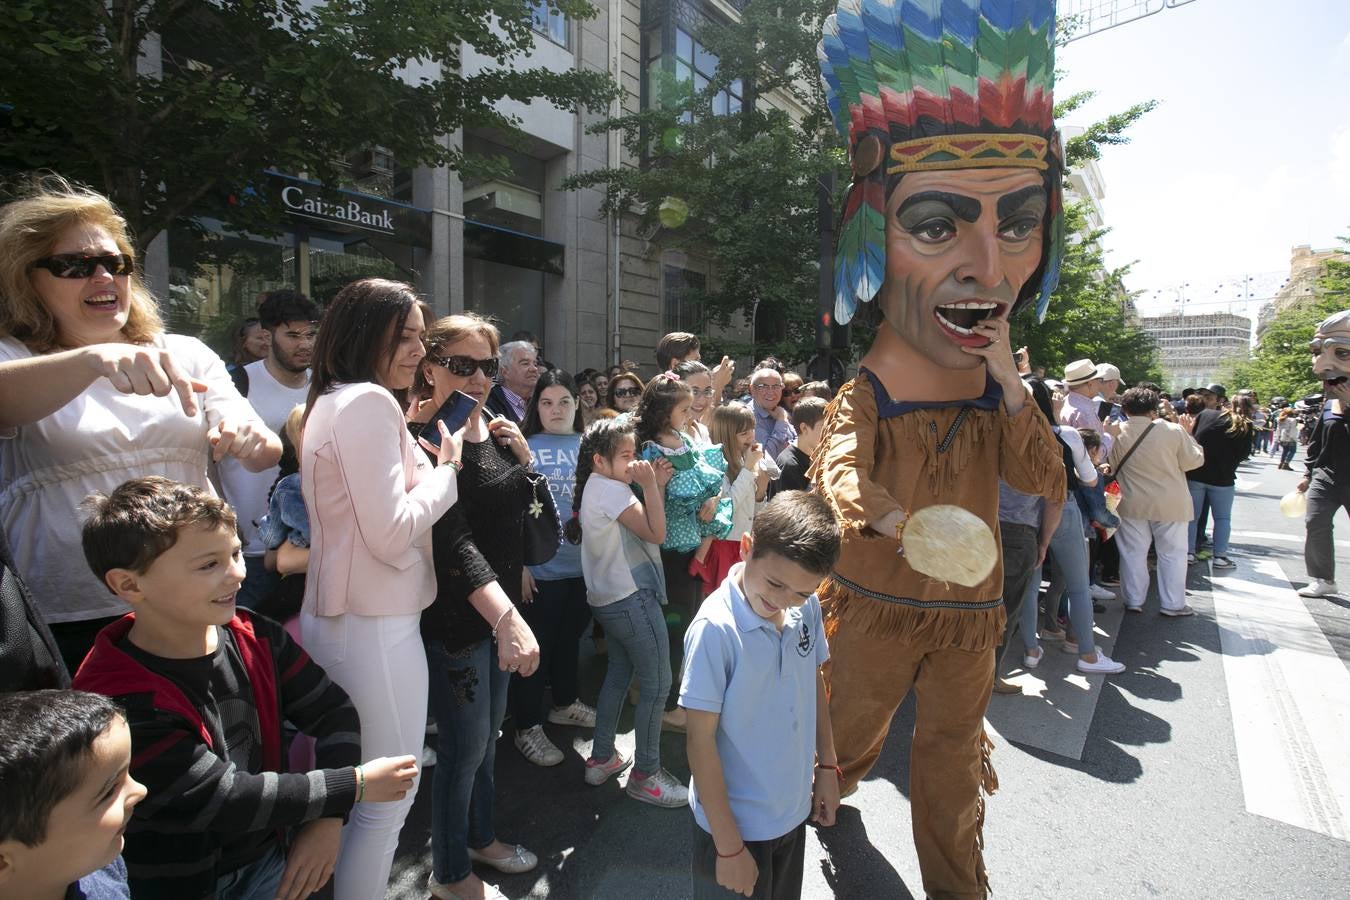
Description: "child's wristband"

(355, 764), (366, 803)
(716, 842), (747, 859)
(815, 762), (844, 782)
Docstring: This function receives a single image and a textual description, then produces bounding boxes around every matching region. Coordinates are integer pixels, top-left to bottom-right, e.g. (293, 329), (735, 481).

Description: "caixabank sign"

(267, 172), (431, 247)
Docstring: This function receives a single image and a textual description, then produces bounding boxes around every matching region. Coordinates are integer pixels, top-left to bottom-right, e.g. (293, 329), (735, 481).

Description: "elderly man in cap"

(1296, 310), (1350, 597)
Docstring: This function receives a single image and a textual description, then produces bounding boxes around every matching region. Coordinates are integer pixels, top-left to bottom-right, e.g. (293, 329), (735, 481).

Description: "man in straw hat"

(809, 2), (1068, 896)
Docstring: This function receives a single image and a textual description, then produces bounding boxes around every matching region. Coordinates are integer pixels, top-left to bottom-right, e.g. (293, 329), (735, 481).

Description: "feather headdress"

(819, 0), (1065, 324)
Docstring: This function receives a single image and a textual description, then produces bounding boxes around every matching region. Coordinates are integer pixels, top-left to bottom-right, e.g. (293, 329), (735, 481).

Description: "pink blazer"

(302, 382), (458, 617)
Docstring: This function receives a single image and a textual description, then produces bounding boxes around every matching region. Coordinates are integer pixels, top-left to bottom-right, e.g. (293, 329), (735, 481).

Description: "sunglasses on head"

(613, 387), (641, 398)
(427, 354), (499, 379)
(31, 253), (134, 279)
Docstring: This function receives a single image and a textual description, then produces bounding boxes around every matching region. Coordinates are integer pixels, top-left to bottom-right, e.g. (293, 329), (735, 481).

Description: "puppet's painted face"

(879, 168), (1046, 370)
(1310, 311), (1350, 402)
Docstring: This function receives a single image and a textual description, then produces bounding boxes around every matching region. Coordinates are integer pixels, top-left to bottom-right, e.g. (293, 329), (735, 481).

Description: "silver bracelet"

(491, 605), (514, 641)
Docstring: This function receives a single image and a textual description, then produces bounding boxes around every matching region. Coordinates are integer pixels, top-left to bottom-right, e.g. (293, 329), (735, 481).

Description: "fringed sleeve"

(999, 404), (1067, 505)
(809, 377), (904, 539)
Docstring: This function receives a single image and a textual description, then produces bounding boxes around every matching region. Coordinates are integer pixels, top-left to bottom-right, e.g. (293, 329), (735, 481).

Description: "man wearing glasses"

(750, 368), (796, 459)
(219, 289), (322, 611)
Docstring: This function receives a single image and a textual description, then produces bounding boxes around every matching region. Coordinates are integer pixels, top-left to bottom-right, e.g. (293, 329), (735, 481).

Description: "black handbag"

(521, 469), (563, 567)
(0, 527), (69, 691)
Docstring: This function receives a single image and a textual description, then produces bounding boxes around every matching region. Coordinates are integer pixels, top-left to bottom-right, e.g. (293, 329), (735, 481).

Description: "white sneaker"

(1090, 583), (1116, 601)
(1077, 648), (1126, 674)
(1298, 579), (1339, 598)
(1023, 646), (1043, 669)
(626, 767), (689, 808)
(514, 725), (563, 767)
(547, 700), (597, 728)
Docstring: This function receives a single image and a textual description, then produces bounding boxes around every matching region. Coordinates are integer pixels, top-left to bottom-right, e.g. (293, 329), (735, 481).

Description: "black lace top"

(420, 424), (532, 652)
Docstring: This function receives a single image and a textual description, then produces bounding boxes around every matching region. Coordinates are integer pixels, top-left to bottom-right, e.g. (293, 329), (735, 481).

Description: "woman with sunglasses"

(605, 371), (644, 416)
(0, 176), (281, 674)
(780, 371), (804, 413)
(409, 313), (542, 900)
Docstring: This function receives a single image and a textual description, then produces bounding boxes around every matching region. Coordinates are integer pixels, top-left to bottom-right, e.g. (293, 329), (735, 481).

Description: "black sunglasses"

(613, 387), (641, 398)
(31, 253), (134, 279)
(427, 354), (499, 379)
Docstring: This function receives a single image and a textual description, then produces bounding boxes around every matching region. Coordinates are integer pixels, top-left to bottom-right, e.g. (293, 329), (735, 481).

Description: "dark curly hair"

(633, 374), (692, 448)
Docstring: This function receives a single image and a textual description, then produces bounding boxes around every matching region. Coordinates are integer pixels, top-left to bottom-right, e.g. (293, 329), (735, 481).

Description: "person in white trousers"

(300, 280), (462, 899)
(1108, 386), (1205, 616)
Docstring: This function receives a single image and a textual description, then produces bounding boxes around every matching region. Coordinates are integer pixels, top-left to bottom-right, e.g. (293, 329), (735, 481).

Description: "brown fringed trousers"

(824, 616), (998, 900)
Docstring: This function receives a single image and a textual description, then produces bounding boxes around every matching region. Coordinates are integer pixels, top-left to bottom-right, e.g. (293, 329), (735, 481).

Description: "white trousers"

(300, 611), (428, 900)
(1116, 518), (1189, 612)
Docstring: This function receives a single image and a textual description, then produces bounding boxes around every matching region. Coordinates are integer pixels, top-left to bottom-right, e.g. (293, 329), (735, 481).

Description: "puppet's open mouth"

(1323, 376), (1348, 386)
(935, 301), (1004, 335)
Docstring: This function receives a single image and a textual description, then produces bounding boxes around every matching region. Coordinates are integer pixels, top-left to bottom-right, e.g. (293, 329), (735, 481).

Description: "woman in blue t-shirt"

(514, 370), (597, 767)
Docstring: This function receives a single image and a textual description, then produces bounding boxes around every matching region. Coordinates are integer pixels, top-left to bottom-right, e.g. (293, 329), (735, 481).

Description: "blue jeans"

(236, 554), (279, 612)
(215, 843), (286, 900)
(1031, 501), (1096, 654)
(591, 589), (670, 774)
(1188, 482), (1235, 556)
(425, 637), (510, 884)
(1280, 442), (1298, 466)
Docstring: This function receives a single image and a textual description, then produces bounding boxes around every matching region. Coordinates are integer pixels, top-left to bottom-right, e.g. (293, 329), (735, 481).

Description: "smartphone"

(419, 391), (477, 449)
(1097, 400), (1113, 422)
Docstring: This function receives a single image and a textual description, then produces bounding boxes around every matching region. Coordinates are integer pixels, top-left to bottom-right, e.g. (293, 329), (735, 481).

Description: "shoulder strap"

(1113, 421), (1158, 479)
(230, 363), (250, 397)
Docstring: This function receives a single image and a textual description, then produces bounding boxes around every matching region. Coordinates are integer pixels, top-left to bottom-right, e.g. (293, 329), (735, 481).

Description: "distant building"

(1060, 126), (1107, 234)
(1257, 244), (1350, 338)
(1140, 311), (1252, 393)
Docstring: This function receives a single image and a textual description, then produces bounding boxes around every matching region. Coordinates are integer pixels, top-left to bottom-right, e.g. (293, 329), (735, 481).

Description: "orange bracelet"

(716, 843), (747, 859)
(816, 762), (844, 782)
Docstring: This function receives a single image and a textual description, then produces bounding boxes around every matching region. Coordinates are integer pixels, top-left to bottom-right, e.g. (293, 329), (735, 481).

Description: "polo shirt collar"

(861, 367), (1003, 419)
(725, 563), (803, 634)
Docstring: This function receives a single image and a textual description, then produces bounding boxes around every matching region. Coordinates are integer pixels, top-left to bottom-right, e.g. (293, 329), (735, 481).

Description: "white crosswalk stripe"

(1212, 556), (1350, 842)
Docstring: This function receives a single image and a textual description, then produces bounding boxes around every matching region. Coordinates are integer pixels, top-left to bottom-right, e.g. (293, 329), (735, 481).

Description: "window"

(531, 1), (568, 48)
(663, 264), (706, 334)
(673, 27), (741, 121)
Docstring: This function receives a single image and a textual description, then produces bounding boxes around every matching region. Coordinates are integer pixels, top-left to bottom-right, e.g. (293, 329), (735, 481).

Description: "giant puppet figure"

(1296, 309), (1350, 598)
(812, 2), (1067, 896)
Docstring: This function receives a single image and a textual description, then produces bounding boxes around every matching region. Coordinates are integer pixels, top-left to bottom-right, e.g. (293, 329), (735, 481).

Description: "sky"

(1056, 0), (1350, 323)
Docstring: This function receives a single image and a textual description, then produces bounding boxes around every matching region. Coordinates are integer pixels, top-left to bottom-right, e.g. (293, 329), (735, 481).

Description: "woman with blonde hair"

(0, 175), (280, 672)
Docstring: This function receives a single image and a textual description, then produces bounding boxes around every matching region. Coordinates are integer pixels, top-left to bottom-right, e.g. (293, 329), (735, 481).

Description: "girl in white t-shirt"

(567, 419), (689, 808)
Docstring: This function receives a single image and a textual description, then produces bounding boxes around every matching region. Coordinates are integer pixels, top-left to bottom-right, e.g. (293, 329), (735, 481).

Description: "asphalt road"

(385, 451), (1350, 899)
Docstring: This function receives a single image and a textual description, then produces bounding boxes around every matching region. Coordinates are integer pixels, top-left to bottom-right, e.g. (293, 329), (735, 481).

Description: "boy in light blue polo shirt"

(680, 491), (843, 900)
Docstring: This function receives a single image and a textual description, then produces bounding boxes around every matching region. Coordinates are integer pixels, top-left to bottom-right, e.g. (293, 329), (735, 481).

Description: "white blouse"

(0, 334), (262, 623)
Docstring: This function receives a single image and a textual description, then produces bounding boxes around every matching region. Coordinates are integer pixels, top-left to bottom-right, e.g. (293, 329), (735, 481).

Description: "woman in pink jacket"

(300, 279), (461, 900)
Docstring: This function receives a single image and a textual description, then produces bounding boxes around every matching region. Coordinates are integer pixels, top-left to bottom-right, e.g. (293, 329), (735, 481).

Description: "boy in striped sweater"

(73, 477), (417, 900)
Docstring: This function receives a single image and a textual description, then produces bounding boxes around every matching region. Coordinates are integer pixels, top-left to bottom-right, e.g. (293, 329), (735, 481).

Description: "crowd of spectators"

(0, 177), (1310, 900)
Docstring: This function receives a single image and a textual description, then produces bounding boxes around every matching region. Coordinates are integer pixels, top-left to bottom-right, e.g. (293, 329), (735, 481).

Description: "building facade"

(1255, 244), (1350, 339)
(1139, 311), (1251, 393)
(142, 0), (783, 378)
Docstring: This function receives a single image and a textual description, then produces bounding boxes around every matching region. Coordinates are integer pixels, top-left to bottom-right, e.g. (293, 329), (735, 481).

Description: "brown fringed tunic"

(810, 369), (1066, 650)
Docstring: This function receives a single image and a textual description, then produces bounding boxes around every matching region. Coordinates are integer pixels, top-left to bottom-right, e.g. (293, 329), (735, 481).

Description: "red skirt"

(689, 539), (742, 597)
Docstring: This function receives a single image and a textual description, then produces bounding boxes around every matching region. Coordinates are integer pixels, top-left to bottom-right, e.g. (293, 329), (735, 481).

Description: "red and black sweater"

(73, 612), (361, 899)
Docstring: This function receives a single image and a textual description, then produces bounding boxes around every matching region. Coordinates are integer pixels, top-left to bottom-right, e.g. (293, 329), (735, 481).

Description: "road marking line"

(1228, 530), (1350, 551)
(1213, 556), (1350, 842)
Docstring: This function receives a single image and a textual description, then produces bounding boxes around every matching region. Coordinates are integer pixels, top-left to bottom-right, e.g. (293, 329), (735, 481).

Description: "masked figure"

(812, 2), (1068, 895)
(1296, 309), (1350, 598)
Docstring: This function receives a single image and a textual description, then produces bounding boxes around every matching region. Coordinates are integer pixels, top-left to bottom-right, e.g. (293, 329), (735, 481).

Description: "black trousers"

(692, 819), (806, 900)
(510, 576), (592, 730)
(661, 547), (700, 709)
